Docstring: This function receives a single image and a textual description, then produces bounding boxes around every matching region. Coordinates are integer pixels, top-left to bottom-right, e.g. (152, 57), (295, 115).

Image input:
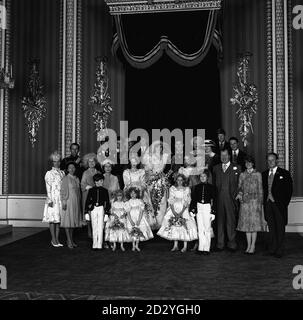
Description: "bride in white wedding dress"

(142, 141), (172, 229)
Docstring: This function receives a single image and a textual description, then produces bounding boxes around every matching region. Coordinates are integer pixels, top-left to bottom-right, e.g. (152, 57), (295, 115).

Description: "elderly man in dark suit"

(262, 153), (293, 258)
(213, 149), (241, 251)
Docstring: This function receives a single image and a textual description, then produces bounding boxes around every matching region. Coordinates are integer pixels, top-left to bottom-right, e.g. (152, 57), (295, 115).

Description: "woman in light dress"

(81, 153), (100, 237)
(124, 187), (154, 251)
(105, 190), (130, 251)
(102, 159), (120, 199)
(123, 154), (156, 229)
(60, 162), (82, 249)
(236, 156), (266, 254)
(158, 174), (198, 252)
(142, 141), (171, 229)
(42, 151), (65, 247)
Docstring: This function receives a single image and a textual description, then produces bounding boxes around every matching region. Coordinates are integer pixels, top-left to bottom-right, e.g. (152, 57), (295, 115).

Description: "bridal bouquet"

(146, 172), (171, 214)
(166, 216), (188, 231)
(129, 227), (145, 241)
(109, 218), (125, 231)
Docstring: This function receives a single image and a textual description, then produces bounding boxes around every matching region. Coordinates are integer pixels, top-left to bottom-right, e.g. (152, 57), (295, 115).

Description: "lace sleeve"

(168, 186), (176, 205)
(123, 170), (130, 188)
(44, 171), (53, 203)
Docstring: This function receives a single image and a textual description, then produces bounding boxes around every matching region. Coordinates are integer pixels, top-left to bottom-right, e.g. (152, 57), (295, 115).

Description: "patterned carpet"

(1, 229), (303, 300)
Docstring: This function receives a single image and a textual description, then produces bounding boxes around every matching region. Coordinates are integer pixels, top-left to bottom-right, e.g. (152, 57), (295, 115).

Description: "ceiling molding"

(104, 0), (222, 15)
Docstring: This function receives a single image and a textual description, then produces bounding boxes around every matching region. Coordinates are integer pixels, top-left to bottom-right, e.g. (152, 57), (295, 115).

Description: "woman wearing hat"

(204, 139), (220, 176)
(43, 151), (65, 247)
(102, 159), (120, 199)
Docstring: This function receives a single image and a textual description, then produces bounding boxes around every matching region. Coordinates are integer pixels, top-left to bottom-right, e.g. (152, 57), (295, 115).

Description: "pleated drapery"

(112, 10), (218, 68)
(9, 0), (60, 194)
(291, 0), (303, 196)
(220, 0), (268, 174)
(81, 0), (125, 156)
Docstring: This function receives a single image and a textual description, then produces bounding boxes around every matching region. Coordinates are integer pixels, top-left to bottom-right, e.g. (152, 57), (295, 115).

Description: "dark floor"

(0, 229), (303, 300)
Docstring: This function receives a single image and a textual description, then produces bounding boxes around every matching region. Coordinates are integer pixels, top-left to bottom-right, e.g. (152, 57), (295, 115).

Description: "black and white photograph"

(0, 0), (303, 309)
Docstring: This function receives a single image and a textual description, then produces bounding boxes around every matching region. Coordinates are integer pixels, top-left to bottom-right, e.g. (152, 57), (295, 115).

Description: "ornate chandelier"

(104, 0), (222, 15)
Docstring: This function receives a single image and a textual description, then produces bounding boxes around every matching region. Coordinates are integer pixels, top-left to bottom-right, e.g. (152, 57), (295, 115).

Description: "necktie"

(268, 169), (274, 202)
(233, 150), (237, 163)
(223, 164), (227, 172)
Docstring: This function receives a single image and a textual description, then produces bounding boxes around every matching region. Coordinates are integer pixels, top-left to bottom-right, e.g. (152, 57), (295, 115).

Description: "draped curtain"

(112, 10), (220, 68)
(9, 0), (60, 194)
(115, 10), (222, 137)
(291, 0), (303, 196)
(220, 0), (268, 173)
(81, 0), (125, 156)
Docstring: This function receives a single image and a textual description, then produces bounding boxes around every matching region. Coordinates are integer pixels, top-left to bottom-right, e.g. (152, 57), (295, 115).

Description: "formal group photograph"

(0, 0), (303, 306)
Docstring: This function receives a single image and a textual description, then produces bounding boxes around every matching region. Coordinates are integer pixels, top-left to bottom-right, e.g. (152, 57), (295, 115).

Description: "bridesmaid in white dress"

(143, 141), (171, 228)
(105, 190), (130, 251)
(123, 155), (156, 229)
(158, 174), (198, 252)
(43, 151), (65, 247)
(125, 187), (154, 251)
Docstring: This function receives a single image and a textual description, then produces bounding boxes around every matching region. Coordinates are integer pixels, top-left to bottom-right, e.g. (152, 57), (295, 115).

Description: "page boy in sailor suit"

(190, 169), (216, 255)
(85, 173), (111, 250)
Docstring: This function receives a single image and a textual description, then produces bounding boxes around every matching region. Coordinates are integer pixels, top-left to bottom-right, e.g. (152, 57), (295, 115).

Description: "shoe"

(195, 251), (204, 255)
(202, 251), (210, 255)
(51, 241), (59, 247)
(213, 247), (224, 252)
(247, 251), (255, 255)
(57, 243), (64, 247)
(226, 247), (237, 253)
(67, 242), (74, 249)
(72, 243), (78, 248)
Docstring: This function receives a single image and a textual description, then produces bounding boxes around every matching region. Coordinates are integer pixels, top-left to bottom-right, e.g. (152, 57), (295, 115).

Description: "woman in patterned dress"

(236, 156), (266, 254)
(43, 151), (65, 247)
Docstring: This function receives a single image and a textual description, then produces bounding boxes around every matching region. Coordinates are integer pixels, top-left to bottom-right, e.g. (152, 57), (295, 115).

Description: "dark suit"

(262, 167), (293, 255)
(60, 155), (84, 180)
(85, 186), (111, 214)
(231, 149), (246, 171)
(215, 140), (230, 154)
(213, 163), (241, 249)
(190, 183), (216, 213)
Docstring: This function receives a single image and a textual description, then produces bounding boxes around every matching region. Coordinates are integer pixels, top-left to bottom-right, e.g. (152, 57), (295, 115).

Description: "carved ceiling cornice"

(104, 0), (222, 15)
